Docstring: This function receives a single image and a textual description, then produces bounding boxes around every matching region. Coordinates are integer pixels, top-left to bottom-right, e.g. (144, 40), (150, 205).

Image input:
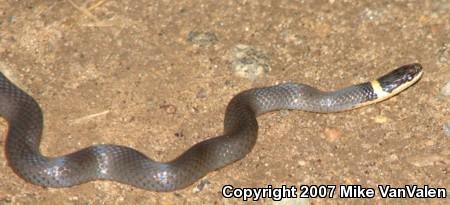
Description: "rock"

(227, 44), (271, 80)
(444, 123), (450, 137)
(440, 81), (450, 98)
(187, 31), (218, 46)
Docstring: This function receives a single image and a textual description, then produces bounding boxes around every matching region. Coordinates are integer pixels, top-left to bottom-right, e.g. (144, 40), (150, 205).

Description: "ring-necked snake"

(1, 63), (423, 191)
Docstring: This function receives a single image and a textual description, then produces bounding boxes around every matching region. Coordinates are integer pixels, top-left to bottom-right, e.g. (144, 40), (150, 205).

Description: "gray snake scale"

(1, 64), (422, 191)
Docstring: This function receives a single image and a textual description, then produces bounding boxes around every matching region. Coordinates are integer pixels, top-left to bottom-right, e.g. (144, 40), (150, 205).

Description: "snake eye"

(406, 74), (413, 81)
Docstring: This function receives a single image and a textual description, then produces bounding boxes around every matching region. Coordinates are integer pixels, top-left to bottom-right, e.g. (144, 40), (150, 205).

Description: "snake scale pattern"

(1, 63), (422, 191)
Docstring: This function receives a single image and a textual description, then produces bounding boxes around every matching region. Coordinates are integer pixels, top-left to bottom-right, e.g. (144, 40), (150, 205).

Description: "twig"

(71, 110), (110, 124)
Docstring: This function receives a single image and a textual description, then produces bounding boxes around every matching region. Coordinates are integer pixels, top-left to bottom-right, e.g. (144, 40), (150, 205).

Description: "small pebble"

(388, 154), (398, 162)
(193, 179), (211, 193)
(444, 123), (450, 137)
(227, 44), (271, 80)
(8, 15), (16, 23)
(440, 81), (450, 98)
(68, 196), (79, 201)
(160, 104), (177, 114)
(196, 88), (208, 98)
(437, 44), (449, 64)
(174, 131), (184, 138)
(324, 128), (342, 142)
(373, 115), (389, 124)
(298, 160), (306, 166)
(187, 31), (218, 46)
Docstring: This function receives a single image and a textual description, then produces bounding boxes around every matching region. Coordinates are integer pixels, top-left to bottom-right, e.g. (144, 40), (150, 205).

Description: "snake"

(1, 63), (422, 191)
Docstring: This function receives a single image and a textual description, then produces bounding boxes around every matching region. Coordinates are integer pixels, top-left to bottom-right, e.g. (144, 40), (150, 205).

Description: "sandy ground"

(0, 0), (449, 204)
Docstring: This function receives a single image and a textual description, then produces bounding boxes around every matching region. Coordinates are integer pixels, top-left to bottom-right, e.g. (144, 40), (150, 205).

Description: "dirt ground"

(0, 0), (449, 204)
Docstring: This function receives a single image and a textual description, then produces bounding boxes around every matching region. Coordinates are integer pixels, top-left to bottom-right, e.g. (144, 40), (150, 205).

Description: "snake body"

(1, 64), (422, 191)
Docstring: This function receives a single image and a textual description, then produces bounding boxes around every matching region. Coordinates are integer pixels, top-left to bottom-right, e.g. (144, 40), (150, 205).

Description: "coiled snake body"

(1, 64), (422, 191)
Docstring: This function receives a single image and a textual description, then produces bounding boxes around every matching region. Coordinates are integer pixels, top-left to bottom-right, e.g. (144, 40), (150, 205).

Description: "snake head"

(377, 63), (423, 93)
